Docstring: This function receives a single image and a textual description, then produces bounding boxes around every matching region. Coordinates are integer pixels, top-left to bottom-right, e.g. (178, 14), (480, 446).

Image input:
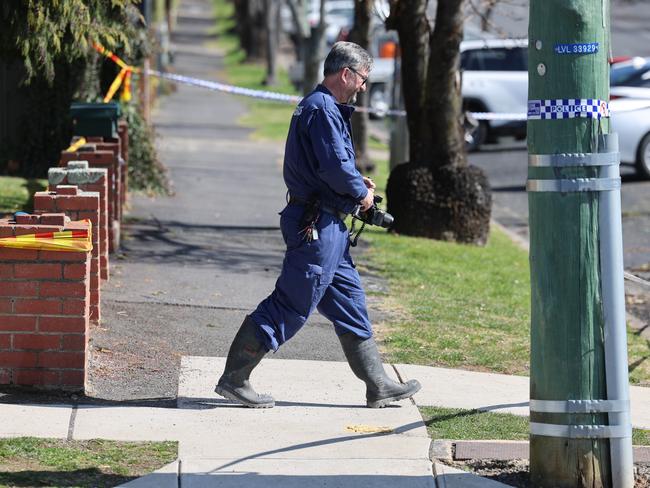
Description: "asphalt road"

(465, 137), (650, 275)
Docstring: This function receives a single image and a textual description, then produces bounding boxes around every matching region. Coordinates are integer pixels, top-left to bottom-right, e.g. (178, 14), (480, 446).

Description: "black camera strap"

(349, 218), (367, 247)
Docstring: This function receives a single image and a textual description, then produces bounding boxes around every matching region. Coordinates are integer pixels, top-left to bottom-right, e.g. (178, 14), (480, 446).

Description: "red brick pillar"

(86, 133), (128, 212)
(60, 149), (120, 252)
(33, 187), (101, 324)
(118, 120), (129, 206)
(93, 141), (125, 223)
(0, 215), (91, 390)
(48, 161), (110, 281)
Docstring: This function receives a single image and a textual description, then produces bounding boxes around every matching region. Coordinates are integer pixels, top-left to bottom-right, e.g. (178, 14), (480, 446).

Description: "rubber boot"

(338, 333), (421, 408)
(215, 316), (274, 408)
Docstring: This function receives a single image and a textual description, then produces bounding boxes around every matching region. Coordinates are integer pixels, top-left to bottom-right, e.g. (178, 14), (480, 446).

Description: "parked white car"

(460, 38), (528, 150)
(610, 98), (650, 179)
(366, 37), (529, 151)
(610, 57), (650, 100)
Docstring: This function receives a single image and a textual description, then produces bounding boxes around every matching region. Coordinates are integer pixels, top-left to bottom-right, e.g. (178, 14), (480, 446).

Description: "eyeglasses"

(347, 66), (368, 86)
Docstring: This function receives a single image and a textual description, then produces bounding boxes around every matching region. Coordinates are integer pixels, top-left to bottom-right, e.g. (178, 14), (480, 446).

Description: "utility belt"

(288, 194), (349, 221)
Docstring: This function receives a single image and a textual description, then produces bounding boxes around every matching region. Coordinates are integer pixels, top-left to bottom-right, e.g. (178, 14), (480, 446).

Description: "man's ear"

(340, 68), (351, 85)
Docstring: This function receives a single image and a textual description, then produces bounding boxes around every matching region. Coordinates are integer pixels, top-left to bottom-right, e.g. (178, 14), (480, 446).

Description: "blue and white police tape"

(149, 70), (303, 104)
(150, 69), (408, 117)
(528, 98), (609, 120)
(471, 112), (527, 121)
(148, 70), (649, 121)
(149, 69), (524, 119)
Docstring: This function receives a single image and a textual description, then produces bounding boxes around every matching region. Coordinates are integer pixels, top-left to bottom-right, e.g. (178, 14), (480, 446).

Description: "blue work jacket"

(283, 84), (368, 214)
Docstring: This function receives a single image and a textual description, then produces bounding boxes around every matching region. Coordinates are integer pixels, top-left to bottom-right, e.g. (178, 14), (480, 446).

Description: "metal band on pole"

(526, 177), (621, 192)
(530, 399), (629, 413)
(530, 422), (632, 439)
(529, 151), (619, 167)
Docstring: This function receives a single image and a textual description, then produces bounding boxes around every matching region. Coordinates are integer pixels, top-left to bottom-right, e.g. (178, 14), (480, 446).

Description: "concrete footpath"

(1, 362), (649, 486)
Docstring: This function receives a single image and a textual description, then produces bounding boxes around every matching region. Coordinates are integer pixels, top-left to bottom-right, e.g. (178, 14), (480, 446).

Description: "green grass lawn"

(0, 437), (177, 487)
(362, 223), (532, 375)
(0, 176), (48, 216)
(420, 406), (650, 445)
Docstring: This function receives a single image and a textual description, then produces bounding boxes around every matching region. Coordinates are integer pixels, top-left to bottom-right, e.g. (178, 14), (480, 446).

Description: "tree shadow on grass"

(628, 339), (649, 375)
(0, 468), (135, 487)
(422, 408), (482, 427)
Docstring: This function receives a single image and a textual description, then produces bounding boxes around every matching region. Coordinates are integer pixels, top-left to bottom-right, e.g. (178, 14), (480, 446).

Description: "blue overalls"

(250, 85), (373, 352)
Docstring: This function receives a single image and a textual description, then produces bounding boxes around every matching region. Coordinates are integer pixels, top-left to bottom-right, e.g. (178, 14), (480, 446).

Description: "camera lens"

(381, 212), (394, 228)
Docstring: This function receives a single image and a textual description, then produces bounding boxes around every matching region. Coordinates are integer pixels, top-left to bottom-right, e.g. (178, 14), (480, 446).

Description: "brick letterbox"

(0, 214), (91, 390)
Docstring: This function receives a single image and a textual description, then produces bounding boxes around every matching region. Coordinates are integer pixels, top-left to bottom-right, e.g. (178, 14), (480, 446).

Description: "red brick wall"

(33, 187), (101, 324)
(60, 149), (121, 252)
(93, 141), (125, 223)
(48, 162), (110, 281)
(0, 215), (91, 390)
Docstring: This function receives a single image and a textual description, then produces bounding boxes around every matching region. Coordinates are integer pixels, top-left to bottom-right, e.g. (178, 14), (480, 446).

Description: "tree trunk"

(239, 0), (266, 61)
(423, 0), (465, 169)
(303, 0), (326, 94)
(480, 0), (497, 31)
(389, 56), (409, 170)
(165, 0), (174, 33)
(263, 0), (278, 85)
(285, 0), (307, 62)
(233, 0), (251, 53)
(385, 0), (429, 163)
(384, 0), (492, 244)
(348, 0), (373, 172)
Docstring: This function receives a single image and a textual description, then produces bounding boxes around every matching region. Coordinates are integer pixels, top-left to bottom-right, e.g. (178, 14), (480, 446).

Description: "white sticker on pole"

(528, 99), (609, 120)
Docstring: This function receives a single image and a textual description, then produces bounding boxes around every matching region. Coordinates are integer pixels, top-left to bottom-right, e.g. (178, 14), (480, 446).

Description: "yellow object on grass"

(345, 425), (394, 434)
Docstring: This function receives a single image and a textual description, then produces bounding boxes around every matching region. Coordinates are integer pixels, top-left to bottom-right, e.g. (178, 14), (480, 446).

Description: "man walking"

(216, 42), (421, 408)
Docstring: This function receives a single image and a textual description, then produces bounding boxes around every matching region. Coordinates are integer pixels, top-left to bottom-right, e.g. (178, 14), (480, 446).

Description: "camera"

(352, 195), (394, 228)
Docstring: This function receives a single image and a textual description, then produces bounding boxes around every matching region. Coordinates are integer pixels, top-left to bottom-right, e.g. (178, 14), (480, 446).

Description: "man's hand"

(363, 176), (376, 190)
(359, 187), (375, 211)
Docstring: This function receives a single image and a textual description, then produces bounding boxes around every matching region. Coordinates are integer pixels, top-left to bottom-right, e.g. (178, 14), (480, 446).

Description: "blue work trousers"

(251, 204), (373, 352)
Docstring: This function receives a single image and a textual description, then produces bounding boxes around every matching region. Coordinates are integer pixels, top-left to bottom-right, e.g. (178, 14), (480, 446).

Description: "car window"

(461, 47), (528, 71)
(328, 7), (354, 17)
(611, 69), (650, 87)
(625, 71), (650, 87)
(611, 61), (650, 86)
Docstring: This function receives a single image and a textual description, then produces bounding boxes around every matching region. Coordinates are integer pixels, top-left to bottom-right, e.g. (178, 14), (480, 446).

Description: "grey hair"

(323, 42), (373, 77)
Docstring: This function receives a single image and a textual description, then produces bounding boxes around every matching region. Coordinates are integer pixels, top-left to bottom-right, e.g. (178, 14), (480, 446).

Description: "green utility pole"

(527, 1), (633, 487)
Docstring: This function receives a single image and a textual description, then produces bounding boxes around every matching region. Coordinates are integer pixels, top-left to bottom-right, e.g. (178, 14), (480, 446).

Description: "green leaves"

(2, 0), (137, 82)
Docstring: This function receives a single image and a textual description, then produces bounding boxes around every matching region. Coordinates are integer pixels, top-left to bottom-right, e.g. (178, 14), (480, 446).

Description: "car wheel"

(465, 120), (488, 152)
(636, 132), (650, 180)
(368, 84), (389, 120)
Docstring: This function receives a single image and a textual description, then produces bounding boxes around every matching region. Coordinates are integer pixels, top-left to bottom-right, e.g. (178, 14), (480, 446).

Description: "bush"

(122, 103), (172, 195)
